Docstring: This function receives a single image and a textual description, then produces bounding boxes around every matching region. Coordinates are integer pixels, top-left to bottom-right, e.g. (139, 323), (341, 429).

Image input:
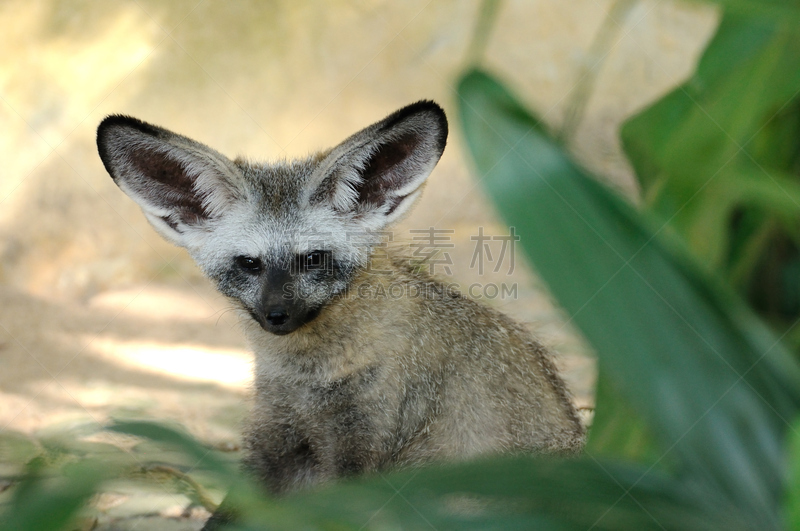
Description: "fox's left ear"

(306, 101), (447, 226)
(96, 115), (244, 249)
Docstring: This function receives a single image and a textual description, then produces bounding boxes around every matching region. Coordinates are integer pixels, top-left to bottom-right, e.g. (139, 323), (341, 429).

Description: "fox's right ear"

(305, 101), (448, 228)
(97, 116), (243, 248)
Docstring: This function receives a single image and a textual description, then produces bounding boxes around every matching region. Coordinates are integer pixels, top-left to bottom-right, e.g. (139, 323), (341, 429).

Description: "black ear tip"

(385, 100), (446, 125)
(407, 99), (446, 115)
(96, 115), (168, 180)
(421, 100), (448, 150)
(96, 115), (131, 172)
(97, 114), (165, 139)
(402, 100), (447, 124)
(98, 114), (134, 136)
(388, 100), (448, 152)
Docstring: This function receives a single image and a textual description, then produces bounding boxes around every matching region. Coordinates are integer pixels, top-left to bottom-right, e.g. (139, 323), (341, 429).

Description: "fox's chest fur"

(96, 101), (584, 529)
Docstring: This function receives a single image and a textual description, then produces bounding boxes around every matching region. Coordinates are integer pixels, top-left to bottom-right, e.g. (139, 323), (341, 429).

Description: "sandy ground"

(0, 281), (248, 441)
(0, 279), (248, 528)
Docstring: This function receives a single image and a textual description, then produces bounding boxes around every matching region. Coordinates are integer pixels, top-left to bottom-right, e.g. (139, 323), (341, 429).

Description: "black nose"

(266, 309), (289, 326)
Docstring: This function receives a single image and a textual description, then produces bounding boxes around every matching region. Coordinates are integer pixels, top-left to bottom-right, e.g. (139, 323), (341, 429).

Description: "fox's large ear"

(305, 101), (447, 226)
(97, 116), (243, 248)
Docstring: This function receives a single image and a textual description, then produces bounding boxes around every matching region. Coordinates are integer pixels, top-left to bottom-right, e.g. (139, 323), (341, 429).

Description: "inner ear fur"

(97, 115), (243, 238)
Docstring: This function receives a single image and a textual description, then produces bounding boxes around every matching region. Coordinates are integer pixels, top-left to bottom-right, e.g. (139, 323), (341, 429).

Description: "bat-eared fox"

(96, 101), (584, 529)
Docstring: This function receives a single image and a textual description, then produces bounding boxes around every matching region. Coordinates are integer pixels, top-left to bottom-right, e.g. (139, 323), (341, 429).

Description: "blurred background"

(0, 0), (730, 527)
(0, 0), (717, 431)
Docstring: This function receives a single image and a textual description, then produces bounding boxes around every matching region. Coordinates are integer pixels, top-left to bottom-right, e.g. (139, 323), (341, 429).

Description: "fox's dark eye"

(303, 250), (331, 271)
(235, 255), (262, 273)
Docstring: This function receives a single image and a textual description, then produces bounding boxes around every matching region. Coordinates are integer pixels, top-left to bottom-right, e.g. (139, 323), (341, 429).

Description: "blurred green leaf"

(100, 421), (727, 530)
(0, 457), (116, 531)
(279, 455), (735, 531)
(726, 165), (800, 218)
(0, 431), (40, 467)
(106, 421), (303, 529)
(703, 0), (800, 22)
(585, 375), (663, 467)
(457, 68), (800, 528)
(464, 0), (502, 64)
(784, 417), (800, 528)
(107, 420), (233, 480)
(622, 14), (800, 269)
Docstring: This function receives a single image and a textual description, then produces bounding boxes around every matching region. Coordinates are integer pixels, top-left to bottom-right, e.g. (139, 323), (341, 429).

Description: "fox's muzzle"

(251, 267), (321, 335)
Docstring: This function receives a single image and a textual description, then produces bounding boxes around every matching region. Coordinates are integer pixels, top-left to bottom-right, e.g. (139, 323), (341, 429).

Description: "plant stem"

(560, 0), (637, 143)
(465, 0), (503, 66)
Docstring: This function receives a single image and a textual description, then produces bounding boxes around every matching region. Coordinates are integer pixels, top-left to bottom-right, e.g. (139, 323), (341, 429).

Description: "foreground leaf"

(457, 68), (800, 528)
(107, 420), (233, 479)
(0, 458), (117, 531)
(278, 456), (736, 531)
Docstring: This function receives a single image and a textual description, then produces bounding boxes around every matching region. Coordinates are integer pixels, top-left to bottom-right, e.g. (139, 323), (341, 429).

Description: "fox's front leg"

(242, 420), (324, 494)
(244, 402), (388, 492)
(199, 422), (319, 531)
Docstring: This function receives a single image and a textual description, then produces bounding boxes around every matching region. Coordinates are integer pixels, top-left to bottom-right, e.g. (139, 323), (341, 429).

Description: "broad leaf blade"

(783, 417), (800, 528)
(283, 456), (735, 531)
(457, 69), (800, 528)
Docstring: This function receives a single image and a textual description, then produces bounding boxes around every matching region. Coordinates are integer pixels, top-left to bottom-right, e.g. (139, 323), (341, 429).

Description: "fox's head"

(97, 102), (447, 335)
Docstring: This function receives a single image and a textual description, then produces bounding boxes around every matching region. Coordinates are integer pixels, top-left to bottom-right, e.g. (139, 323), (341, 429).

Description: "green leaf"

(280, 455), (740, 531)
(623, 15), (800, 186)
(107, 420), (233, 479)
(0, 457), (117, 531)
(621, 14), (800, 266)
(586, 374), (663, 468)
(703, 0), (800, 23)
(0, 431), (40, 466)
(784, 416), (800, 528)
(457, 68), (800, 528)
(727, 164), (800, 218)
(106, 421), (304, 528)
